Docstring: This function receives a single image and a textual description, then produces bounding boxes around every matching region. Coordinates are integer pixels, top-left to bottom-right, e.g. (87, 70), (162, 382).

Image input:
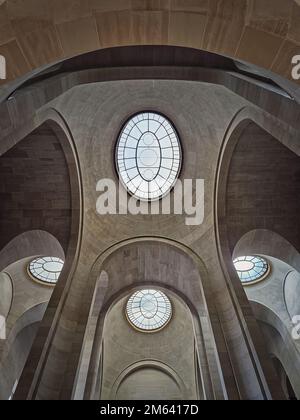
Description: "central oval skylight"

(116, 112), (182, 201)
(28, 256), (64, 285)
(126, 289), (172, 332)
(233, 256), (269, 285)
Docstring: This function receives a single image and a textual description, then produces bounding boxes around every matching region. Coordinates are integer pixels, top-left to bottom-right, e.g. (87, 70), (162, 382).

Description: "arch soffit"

(1, 0), (300, 88)
(110, 360), (188, 400)
(88, 237), (212, 312)
(233, 229), (300, 274)
(214, 106), (300, 265)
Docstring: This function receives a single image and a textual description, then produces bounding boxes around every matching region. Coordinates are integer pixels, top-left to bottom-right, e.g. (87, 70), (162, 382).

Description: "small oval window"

(28, 256), (64, 285)
(233, 255), (269, 285)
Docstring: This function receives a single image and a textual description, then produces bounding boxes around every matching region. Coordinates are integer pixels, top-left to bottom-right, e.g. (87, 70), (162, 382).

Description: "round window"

(28, 256), (64, 285)
(126, 289), (172, 332)
(233, 255), (269, 285)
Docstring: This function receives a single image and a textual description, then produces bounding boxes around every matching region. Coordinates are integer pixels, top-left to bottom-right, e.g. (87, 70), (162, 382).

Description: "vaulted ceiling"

(0, 0), (299, 85)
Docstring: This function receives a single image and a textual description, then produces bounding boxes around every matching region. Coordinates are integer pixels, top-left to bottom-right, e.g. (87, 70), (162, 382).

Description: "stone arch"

(73, 237), (224, 401)
(1, 46), (298, 151)
(102, 288), (197, 401)
(233, 229), (300, 274)
(251, 301), (300, 400)
(214, 109), (300, 401)
(231, 231), (300, 399)
(0, 113), (82, 254)
(0, 109), (83, 332)
(0, 302), (47, 400)
(0, 230), (65, 273)
(284, 271), (300, 322)
(1, 255), (58, 339)
(111, 360), (187, 401)
(0, 229), (67, 400)
(271, 357), (298, 400)
(8, 112), (83, 401)
(0, 0), (299, 85)
(0, 108), (83, 402)
(0, 272), (13, 321)
(82, 282), (212, 399)
(215, 109), (300, 298)
(88, 237), (211, 309)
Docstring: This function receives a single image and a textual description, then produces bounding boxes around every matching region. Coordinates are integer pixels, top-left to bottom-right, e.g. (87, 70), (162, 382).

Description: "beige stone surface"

(0, 0), (298, 84)
(0, 65), (295, 398)
(9, 79), (285, 400)
(0, 5), (299, 397)
(101, 294), (197, 400)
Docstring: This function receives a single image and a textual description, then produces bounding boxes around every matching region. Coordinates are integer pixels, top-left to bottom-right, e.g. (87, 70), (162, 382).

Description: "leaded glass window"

(116, 112), (182, 201)
(126, 289), (172, 332)
(28, 256), (64, 285)
(233, 255), (269, 285)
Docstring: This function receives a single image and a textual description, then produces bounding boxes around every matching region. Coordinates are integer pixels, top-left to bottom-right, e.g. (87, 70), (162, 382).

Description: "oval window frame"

(115, 111), (183, 202)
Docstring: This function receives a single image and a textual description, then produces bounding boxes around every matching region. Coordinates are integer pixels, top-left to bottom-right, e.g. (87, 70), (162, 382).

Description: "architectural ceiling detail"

(28, 256), (64, 285)
(233, 255), (269, 285)
(126, 289), (172, 332)
(0, 0), (299, 404)
(116, 112), (181, 201)
(0, 0), (299, 85)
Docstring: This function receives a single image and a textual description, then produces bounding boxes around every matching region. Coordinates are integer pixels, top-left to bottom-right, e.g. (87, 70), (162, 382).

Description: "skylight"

(126, 289), (172, 332)
(233, 255), (269, 285)
(28, 256), (64, 285)
(116, 112), (182, 201)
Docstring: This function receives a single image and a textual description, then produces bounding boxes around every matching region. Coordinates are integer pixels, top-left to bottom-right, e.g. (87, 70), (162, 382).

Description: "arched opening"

(113, 361), (185, 401)
(0, 230), (65, 400)
(224, 121), (300, 255)
(252, 304), (300, 400)
(0, 121), (73, 253)
(0, 117), (82, 400)
(272, 357), (297, 401)
(116, 367), (181, 400)
(74, 239), (224, 401)
(216, 115), (300, 400)
(231, 231), (300, 399)
(0, 304), (46, 400)
(101, 288), (194, 400)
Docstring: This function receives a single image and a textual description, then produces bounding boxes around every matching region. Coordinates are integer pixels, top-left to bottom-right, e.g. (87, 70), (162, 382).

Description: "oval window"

(28, 256), (64, 285)
(116, 112), (182, 201)
(126, 289), (172, 332)
(233, 255), (269, 285)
